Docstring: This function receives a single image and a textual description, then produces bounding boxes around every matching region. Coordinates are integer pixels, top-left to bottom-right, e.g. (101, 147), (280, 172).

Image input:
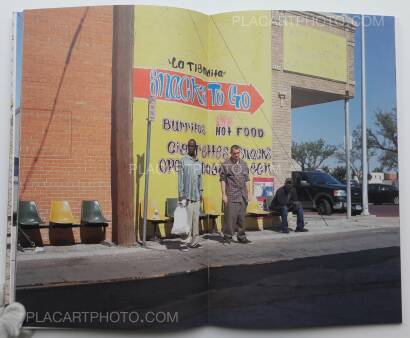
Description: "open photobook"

(8, 4), (400, 330)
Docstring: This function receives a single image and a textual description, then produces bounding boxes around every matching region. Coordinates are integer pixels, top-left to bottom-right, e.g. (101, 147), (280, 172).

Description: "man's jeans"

(280, 206), (305, 230)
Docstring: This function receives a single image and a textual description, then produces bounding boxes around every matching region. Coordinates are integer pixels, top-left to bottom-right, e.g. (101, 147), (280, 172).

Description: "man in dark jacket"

(270, 178), (307, 233)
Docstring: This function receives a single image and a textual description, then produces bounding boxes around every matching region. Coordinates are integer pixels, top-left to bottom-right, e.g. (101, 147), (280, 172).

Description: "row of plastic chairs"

(163, 197), (270, 219)
(18, 200), (109, 229)
(165, 198), (219, 219)
(20, 197), (269, 228)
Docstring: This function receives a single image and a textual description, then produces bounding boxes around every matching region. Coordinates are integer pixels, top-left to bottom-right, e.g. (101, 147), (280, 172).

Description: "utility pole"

(111, 5), (136, 245)
(361, 14), (370, 216)
(345, 94), (352, 219)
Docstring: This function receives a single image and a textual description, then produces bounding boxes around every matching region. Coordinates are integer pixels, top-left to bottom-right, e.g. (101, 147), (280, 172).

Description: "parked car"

(368, 183), (399, 205)
(291, 170), (363, 215)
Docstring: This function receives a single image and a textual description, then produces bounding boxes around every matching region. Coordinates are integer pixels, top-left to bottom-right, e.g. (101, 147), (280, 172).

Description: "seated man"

(270, 178), (307, 233)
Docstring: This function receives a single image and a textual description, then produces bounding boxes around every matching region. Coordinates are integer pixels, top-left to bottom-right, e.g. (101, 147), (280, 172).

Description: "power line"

(210, 15), (329, 226)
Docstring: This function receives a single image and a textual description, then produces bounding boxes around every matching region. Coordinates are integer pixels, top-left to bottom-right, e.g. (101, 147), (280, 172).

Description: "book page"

(15, 5), (210, 329)
(11, 4), (401, 332)
(206, 10), (401, 329)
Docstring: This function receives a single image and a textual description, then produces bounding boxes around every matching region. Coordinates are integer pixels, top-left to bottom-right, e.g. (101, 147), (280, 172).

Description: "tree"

(321, 165), (331, 174)
(292, 139), (337, 171)
(335, 126), (377, 181)
(331, 166), (348, 183)
(368, 108), (398, 171)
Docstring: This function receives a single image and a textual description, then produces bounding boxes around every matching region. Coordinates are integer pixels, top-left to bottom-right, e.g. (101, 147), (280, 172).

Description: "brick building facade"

(19, 7), (113, 244)
(18, 8), (356, 244)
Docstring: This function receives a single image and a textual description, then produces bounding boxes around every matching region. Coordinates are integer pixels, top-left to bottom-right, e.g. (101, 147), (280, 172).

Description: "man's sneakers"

(179, 244), (189, 252)
(295, 228), (308, 233)
(282, 227), (308, 233)
(180, 242), (203, 251)
(222, 236), (232, 245)
(237, 237), (252, 244)
(282, 228), (309, 234)
(223, 236), (251, 244)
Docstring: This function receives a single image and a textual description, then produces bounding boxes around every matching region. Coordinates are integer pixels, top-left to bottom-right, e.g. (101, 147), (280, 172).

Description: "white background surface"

(0, 1), (408, 337)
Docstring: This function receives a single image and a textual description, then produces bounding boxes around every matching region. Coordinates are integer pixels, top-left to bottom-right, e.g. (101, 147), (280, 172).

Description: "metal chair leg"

(18, 227), (36, 247)
(150, 222), (160, 242)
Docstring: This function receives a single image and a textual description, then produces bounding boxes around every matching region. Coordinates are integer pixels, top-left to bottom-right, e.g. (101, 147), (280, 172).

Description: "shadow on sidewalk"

(158, 240), (184, 250)
(17, 246), (401, 330)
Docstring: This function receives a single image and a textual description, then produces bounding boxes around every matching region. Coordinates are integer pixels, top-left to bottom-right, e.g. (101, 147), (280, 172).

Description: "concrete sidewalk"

(16, 215), (400, 288)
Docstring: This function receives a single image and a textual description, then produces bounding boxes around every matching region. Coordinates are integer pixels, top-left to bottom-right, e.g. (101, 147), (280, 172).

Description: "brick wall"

(19, 6), (113, 244)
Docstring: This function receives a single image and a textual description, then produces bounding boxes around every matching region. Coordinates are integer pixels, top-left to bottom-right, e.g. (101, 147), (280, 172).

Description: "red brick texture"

(19, 6), (113, 244)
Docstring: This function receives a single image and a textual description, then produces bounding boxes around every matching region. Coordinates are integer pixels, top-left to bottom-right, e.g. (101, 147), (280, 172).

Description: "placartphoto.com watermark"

(232, 13), (385, 28)
(26, 310), (179, 325)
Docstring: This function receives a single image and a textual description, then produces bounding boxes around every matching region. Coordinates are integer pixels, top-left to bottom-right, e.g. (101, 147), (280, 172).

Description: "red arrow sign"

(133, 68), (264, 114)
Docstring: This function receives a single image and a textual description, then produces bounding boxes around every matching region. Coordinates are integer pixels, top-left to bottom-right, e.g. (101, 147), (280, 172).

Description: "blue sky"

(292, 15), (397, 171)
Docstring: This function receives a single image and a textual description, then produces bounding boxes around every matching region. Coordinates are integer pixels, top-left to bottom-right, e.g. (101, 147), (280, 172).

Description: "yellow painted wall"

(133, 6), (208, 235)
(133, 7), (273, 236)
(283, 22), (347, 82)
(207, 10), (273, 213)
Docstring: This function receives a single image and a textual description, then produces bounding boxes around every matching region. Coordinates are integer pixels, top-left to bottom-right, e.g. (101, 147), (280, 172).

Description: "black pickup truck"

(291, 170), (363, 215)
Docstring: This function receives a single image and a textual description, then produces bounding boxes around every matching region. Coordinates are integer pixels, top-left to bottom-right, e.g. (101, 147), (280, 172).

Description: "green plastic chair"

(18, 201), (44, 228)
(81, 200), (109, 225)
(165, 198), (178, 219)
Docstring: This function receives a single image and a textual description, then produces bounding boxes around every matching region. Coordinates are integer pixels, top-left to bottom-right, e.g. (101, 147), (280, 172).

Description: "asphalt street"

(18, 246), (401, 330)
(17, 223), (401, 330)
(209, 246), (401, 329)
(369, 204), (400, 217)
(304, 203), (399, 218)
